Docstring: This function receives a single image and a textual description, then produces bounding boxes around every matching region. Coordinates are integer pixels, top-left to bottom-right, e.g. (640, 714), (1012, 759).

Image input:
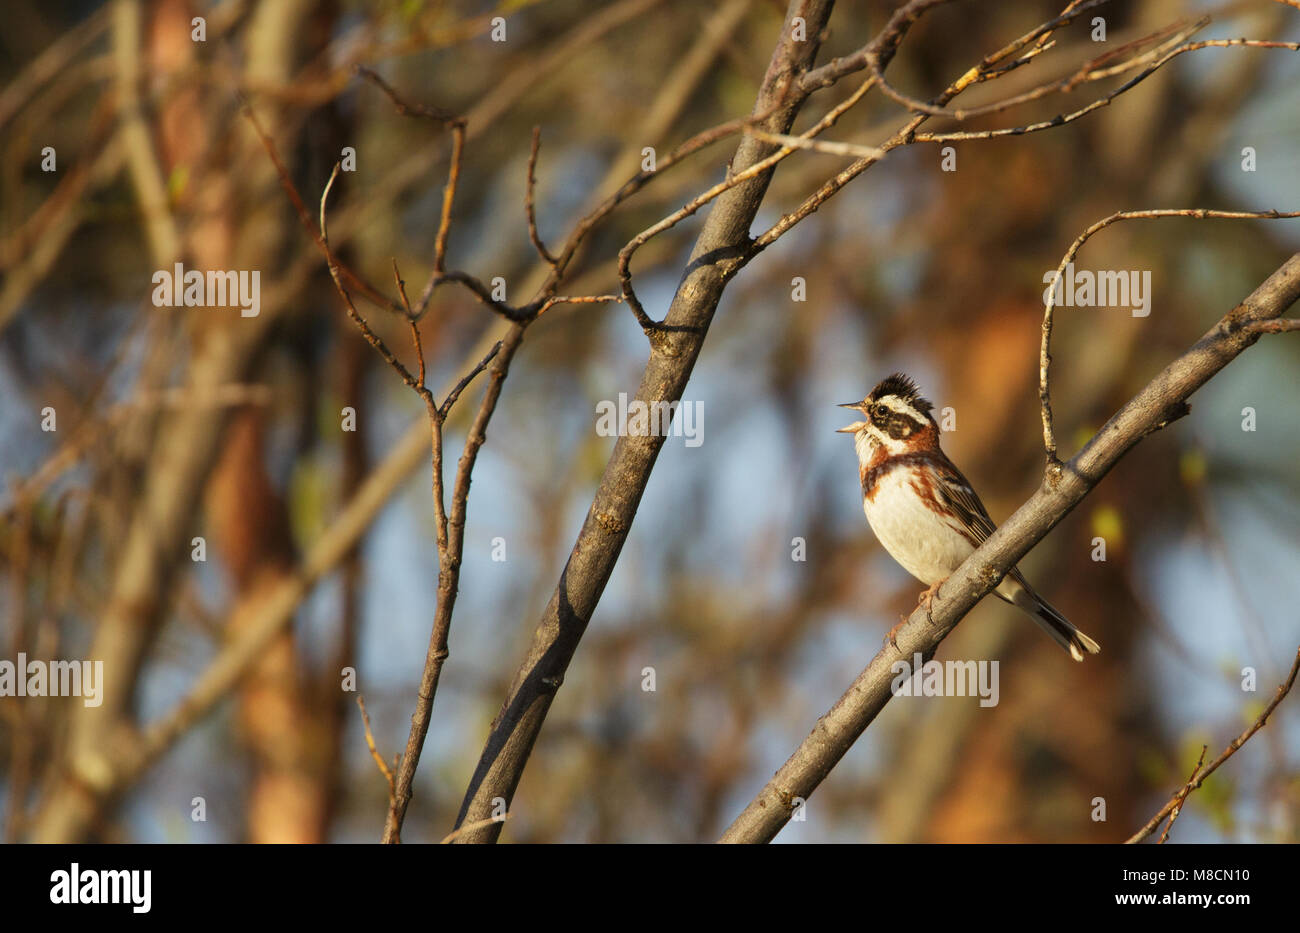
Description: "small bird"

(838, 373), (1100, 661)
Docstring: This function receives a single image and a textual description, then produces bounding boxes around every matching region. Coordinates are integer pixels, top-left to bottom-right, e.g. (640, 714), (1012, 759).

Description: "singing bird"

(838, 373), (1100, 661)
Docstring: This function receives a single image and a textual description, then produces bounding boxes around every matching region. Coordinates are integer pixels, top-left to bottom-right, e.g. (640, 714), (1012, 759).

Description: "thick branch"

(450, 0), (840, 843)
(719, 251), (1300, 843)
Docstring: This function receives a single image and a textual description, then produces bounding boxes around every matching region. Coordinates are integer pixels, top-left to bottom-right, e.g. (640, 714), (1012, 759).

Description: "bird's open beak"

(837, 401), (867, 434)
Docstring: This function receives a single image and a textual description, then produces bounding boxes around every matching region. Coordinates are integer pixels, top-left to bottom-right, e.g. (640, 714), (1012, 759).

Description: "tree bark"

(452, 0), (839, 842)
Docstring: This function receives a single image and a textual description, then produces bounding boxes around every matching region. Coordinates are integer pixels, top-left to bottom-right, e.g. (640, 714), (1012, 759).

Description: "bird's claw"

(919, 581), (942, 625)
(888, 582), (945, 651)
(884, 616), (906, 653)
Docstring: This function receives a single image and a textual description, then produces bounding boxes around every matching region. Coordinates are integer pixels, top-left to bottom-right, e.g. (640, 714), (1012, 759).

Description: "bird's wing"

(931, 456), (999, 547)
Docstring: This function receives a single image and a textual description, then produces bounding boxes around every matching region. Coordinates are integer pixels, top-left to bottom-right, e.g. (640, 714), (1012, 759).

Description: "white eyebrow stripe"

(876, 395), (924, 418)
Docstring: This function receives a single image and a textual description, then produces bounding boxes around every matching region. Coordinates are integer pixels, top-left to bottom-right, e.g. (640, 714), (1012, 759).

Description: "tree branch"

(450, 0), (843, 843)
(719, 251), (1300, 843)
(1127, 645), (1300, 844)
(381, 327), (522, 843)
(1039, 208), (1300, 465)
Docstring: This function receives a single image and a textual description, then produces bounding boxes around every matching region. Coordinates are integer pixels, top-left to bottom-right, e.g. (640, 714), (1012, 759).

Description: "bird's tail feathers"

(1002, 576), (1101, 662)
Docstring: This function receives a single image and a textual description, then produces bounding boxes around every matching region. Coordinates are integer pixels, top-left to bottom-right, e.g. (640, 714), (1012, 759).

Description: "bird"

(837, 372), (1100, 661)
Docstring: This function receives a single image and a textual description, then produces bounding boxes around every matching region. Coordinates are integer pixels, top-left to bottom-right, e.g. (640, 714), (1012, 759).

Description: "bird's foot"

(889, 582), (945, 651)
(884, 616), (907, 653)
(918, 581), (942, 625)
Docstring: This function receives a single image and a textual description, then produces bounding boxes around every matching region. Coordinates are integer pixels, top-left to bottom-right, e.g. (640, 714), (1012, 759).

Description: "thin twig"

(439, 341), (503, 420)
(745, 0), (1128, 255)
(535, 294), (622, 318)
(1038, 208), (1300, 466)
(392, 258), (425, 386)
(353, 68), (529, 323)
(525, 126), (558, 266)
(877, 15), (1200, 124)
(1157, 745), (1207, 844)
(320, 164), (424, 392)
(356, 695), (395, 793)
(618, 73), (880, 331)
(241, 99), (405, 314)
(746, 129), (887, 161)
(325, 146), (509, 844)
(913, 37), (1300, 143)
(1127, 646), (1300, 843)
(381, 325), (526, 843)
(797, 0), (958, 93)
(354, 65), (464, 125)
(1248, 318), (1300, 333)
(863, 0), (1117, 119)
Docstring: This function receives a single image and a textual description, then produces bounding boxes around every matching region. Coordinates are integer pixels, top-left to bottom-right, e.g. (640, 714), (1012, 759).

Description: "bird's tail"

(999, 575), (1101, 662)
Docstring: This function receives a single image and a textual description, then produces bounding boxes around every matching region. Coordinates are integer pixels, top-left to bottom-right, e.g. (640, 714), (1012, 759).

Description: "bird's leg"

(884, 616), (907, 653)
(918, 580), (942, 624)
(887, 582), (946, 650)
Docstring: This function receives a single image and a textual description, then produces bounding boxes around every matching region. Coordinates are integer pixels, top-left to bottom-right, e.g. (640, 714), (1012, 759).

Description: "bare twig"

(525, 126), (558, 266)
(382, 325), (525, 843)
(320, 164), (424, 392)
(1248, 318), (1300, 333)
(619, 72), (880, 332)
(797, 0), (957, 93)
(439, 340), (504, 420)
(874, 15), (1199, 123)
(1038, 208), (1300, 465)
(356, 695), (395, 793)
(317, 80), (522, 842)
(745, 0), (1125, 255)
(746, 129), (887, 161)
(242, 100), (405, 314)
(1157, 745), (1207, 844)
(354, 65), (464, 125)
(748, 11), (1299, 257)
(862, 0), (1117, 119)
(1127, 646), (1300, 844)
(913, 36), (1300, 143)
(392, 259), (426, 386)
(353, 68), (530, 323)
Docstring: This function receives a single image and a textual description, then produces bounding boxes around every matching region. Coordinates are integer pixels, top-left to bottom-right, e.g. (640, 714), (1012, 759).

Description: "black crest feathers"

(869, 373), (933, 414)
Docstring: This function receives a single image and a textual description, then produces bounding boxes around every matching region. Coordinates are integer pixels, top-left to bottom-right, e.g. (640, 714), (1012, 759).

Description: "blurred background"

(1, 0), (1298, 843)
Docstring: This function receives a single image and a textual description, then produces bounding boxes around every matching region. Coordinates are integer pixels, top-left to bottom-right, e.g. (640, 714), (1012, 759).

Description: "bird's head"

(837, 372), (937, 459)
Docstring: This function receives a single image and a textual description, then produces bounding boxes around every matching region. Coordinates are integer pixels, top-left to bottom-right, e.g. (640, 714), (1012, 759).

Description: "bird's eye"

(870, 404), (886, 421)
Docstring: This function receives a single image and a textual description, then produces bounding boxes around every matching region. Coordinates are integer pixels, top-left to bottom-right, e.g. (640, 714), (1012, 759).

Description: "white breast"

(863, 467), (976, 586)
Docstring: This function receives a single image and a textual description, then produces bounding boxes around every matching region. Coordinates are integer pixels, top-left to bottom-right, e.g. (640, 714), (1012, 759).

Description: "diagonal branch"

(449, 0), (845, 843)
(1127, 645), (1300, 844)
(720, 250), (1300, 843)
(1157, 744), (1207, 845)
